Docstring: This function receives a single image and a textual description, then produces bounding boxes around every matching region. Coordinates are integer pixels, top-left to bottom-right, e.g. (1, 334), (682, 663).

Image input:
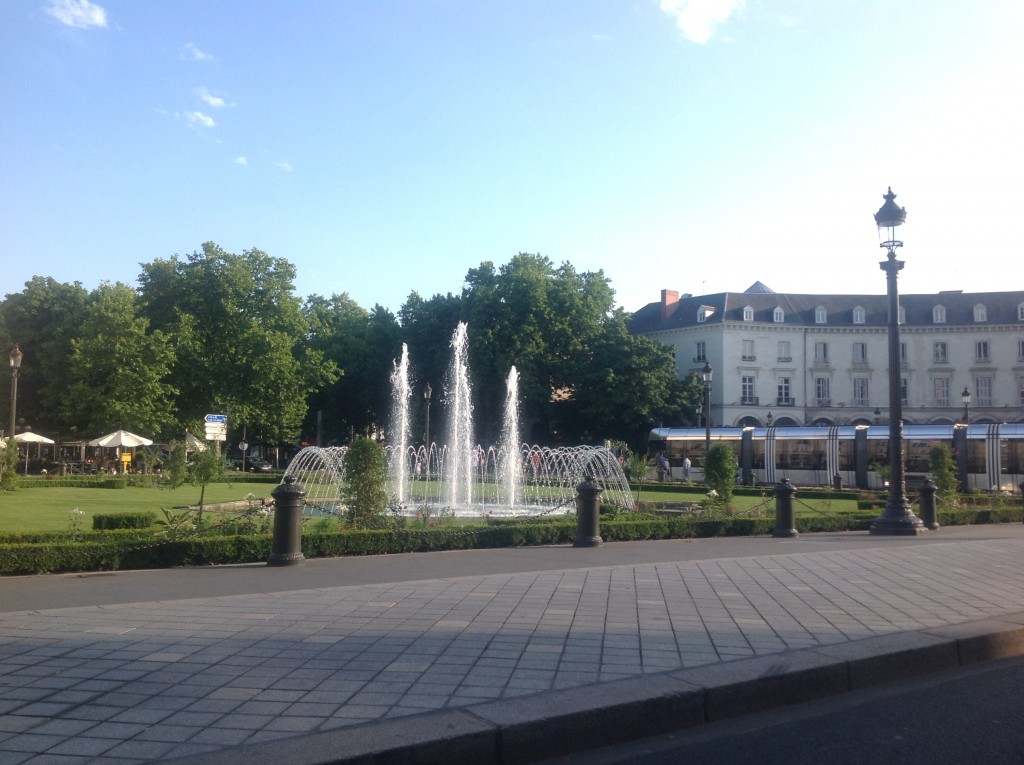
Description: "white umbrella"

(87, 430), (153, 448)
(13, 432), (55, 444)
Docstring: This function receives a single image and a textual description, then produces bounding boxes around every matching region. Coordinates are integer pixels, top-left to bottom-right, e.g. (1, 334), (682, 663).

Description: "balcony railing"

(776, 397), (795, 406)
(741, 355), (756, 361)
(741, 396), (759, 405)
(816, 398), (832, 407)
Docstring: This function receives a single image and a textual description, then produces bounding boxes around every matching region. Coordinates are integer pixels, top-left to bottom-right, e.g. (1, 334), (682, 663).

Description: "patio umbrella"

(87, 430), (153, 448)
(13, 432), (55, 445)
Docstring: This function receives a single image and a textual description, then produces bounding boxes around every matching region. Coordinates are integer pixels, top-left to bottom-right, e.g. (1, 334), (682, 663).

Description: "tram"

(648, 423), (1024, 492)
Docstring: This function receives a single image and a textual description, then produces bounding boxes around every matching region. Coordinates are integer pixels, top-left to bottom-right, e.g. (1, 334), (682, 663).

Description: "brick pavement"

(2, 535), (1024, 763)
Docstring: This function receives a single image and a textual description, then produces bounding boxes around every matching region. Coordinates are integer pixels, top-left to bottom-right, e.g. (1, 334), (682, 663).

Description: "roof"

(630, 288), (1024, 333)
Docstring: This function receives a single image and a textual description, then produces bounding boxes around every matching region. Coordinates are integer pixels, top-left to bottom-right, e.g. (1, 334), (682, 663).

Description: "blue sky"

(2, 0), (1021, 314)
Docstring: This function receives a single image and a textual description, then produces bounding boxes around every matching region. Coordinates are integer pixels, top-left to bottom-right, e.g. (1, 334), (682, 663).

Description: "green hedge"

(92, 512), (157, 530)
(3, 506), (1020, 576)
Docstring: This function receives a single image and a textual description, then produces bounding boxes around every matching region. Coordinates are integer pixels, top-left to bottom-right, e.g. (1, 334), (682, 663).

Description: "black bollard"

(1020, 482), (1024, 524)
(268, 476), (307, 566)
(832, 473), (843, 491)
(773, 478), (798, 538)
(573, 477), (603, 548)
(917, 478), (940, 530)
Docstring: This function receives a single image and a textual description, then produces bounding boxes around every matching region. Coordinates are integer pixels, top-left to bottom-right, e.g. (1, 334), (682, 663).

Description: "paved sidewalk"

(3, 530), (1024, 764)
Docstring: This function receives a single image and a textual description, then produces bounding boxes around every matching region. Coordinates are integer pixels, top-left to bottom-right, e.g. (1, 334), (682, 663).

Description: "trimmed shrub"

(92, 512), (157, 530)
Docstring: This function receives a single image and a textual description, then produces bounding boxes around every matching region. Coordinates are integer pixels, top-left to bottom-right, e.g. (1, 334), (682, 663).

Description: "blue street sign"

(205, 414), (228, 424)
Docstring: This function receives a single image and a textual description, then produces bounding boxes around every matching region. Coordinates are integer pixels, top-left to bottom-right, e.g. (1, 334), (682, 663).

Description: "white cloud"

(195, 87), (229, 109)
(233, 156), (248, 166)
(183, 42), (212, 61)
(659, 0), (744, 44)
(275, 161), (293, 173)
(46, 0), (107, 29)
(186, 111), (215, 128)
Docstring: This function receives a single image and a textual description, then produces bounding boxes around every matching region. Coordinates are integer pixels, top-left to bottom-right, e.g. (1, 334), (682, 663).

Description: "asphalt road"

(3, 523), (1024, 613)
(535, 655), (1024, 765)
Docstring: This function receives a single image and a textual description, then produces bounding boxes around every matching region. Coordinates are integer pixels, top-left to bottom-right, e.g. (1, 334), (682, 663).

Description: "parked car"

(246, 458), (274, 473)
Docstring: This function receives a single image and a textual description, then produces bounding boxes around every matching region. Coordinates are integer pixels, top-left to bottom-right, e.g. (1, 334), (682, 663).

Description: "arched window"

(773, 306), (785, 323)
(852, 305), (865, 325)
(974, 304), (987, 322)
(815, 306), (827, 324)
(933, 305), (946, 324)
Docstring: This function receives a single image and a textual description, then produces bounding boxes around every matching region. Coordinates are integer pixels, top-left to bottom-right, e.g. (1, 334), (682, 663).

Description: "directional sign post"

(204, 414), (228, 442)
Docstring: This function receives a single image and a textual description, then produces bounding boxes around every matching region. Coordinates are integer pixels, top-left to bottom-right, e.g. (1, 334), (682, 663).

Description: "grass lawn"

(0, 481), (276, 534)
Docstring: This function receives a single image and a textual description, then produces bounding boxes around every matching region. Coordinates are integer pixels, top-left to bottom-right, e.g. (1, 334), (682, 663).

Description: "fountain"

(283, 324), (635, 518)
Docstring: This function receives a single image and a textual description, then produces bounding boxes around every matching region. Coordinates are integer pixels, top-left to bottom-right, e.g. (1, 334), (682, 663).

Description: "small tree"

(163, 440), (188, 489)
(705, 443), (738, 509)
(189, 447), (226, 523)
(0, 440), (19, 492)
(343, 436), (390, 527)
(928, 443), (959, 503)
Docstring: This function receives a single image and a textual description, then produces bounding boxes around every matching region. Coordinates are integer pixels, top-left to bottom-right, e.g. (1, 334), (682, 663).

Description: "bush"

(92, 512), (158, 530)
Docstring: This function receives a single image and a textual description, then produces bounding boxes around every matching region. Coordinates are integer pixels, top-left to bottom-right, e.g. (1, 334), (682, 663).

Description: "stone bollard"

(773, 478), (798, 538)
(917, 478), (940, 530)
(573, 476), (603, 548)
(832, 473), (843, 491)
(268, 476), (307, 566)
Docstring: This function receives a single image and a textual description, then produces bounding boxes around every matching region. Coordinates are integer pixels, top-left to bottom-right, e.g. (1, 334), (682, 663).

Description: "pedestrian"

(682, 454), (691, 480)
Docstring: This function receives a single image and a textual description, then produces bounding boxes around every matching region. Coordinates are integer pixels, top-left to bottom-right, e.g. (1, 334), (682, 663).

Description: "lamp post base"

(869, 501), (926, 536)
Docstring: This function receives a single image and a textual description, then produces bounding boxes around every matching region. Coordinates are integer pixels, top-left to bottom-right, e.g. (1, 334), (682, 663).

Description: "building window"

(743, 305), (754, 322)
(974, 304), (987, 322)
(852, 342), (867, 364)
(1019, 376), (1024, 406)
(901, 377), (908, 406)
(741, 376), (757, 405)
(853, 305), (865, 325)
(900, 342), (908, 364)
(853, 377), (869, 407)
(1018, 339), (1024, 360)
(815, 377), (831, 407)
(777, 377), (792, 405)
(742, 339), (755, 361)
(1018, 303), (1024, 321)
(773, 307), (785, 323)
(695, 341), (706, 362)
(976, 341), (990, 362)
(778, 340), (791, 362)
(933, 342), (948, 364)
(814, 342), (828, 362)
(899, 305), (905, 325)
(933, 305), (946, 324)
(934, 377), (950, 407)
(976, 376), (992, 407)
(815, 306), (827, 324)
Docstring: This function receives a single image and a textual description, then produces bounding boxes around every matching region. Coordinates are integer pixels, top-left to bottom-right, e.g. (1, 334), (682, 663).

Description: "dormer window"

(853, 305), (865, 325)
(899, 305), (906, 325)
(974, 304), (987, 322)
(698, 305), (714, 323)
(1018, 302), (1024, 321)
(815, 306), (827, 324)
(933, 305), (946, 324)
(773, 306), (784, 323)
(743, 305), (754, 322)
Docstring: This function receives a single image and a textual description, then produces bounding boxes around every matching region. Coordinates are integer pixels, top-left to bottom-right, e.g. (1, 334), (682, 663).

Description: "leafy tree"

(138, 242), (338, 444)
(303, 294), (401, 443)
(163, 440), (188, 489)
(343, 436), (389, 527)
(0, 440), (19, 492)
(188, 447), (226, 522)
(62, 282), (177, 436)
(928, 443), (959, 503)
(705, 443), (738, 508)
(0, 277), (89, 434)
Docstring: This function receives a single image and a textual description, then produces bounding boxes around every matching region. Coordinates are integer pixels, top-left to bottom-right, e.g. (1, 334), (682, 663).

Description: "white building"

(631, 283), (1024, 428)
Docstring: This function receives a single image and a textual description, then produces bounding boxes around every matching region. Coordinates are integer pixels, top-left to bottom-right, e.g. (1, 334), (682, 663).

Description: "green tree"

(929, 443), (959, 503)
(0, 277), (89, 434)
(62, 282), (177, 436)
(705, 443), (738, 508)
(188, 447), (226, 522)
(0, 439), (19, 492)
(342, 436), (390, 527)
(138, 243), (338, 444)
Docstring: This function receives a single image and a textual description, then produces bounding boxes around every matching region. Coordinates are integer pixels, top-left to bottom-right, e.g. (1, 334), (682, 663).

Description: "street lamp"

(702, 361), (713, 456)
(961, 386), (971, 425)
(870, 188), (924, 535)
(766, 411), (773, 427)
(423, 382), (432, 447)
(9, 344), (22, 440)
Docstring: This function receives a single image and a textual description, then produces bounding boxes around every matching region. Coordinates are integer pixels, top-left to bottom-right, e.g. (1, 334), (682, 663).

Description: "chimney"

(660, 289), (679, 320)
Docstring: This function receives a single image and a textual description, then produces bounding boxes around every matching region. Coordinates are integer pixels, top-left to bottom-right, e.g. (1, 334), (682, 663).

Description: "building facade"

(631, 284), (1024, 428)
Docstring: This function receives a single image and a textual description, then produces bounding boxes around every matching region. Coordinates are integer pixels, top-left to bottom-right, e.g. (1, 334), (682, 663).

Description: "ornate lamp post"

(961, 386), (971, 425)
(870, 188), (925, 535)
(9, 345), (22, 440)
(702, 361), (713, 456)
(423, 382), (432, 447)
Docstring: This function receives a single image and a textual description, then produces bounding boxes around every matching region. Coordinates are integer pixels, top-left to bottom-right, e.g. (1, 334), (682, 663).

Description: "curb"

(164, 611), (1024, 765)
